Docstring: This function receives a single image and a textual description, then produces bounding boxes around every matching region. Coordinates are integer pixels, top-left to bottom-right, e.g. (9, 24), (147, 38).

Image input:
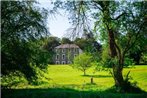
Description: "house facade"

(54, 44), (82, 64)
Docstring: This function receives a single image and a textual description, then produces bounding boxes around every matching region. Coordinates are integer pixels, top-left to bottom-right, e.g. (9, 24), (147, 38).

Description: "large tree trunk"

(113, 65), (124, 87)
(108, 29), (117, 58)
(108, 29), (125, 90)
(100, 1), (126, 91)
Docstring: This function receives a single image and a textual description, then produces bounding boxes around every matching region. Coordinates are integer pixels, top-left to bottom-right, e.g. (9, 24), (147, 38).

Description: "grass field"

(47, 65), (114, 91)
(2, 65), (147, 98)
(44, 65), (147, 91)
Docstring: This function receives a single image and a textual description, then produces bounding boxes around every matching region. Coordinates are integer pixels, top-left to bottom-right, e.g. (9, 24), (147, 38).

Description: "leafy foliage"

(1, 1), (49, 81)
(1, 71), (28, 89)
(43, 37), (60, 64)
(72, 53), (93, 75)
(30, 65), (51, 85)
(61, 37), (73, 44)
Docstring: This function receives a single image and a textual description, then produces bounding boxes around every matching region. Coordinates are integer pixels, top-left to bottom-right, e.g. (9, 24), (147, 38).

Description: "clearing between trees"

(2, 65), (147, 98)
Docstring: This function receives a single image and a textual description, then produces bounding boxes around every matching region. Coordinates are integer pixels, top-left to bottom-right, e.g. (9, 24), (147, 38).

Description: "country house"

(54, 44), (82, 64)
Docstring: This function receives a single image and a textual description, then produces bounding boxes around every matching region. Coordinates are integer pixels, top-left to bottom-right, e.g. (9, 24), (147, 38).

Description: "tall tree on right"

(95, 1), (147, 92)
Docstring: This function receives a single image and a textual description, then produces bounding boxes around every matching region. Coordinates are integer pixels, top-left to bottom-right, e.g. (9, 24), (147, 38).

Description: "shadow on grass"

(2, 87), (147, 98)
(81, 75), (112, 78)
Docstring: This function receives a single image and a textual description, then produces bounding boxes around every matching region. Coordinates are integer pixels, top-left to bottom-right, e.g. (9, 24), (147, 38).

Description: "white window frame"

(62, 49), (65, 53)
(62, 61), (65, 64)
(56, 61), (60, 64)
(62, 54), (65, 60)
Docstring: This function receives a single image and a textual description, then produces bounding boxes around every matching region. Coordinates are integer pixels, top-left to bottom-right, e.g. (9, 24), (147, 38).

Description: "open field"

(2, 65), (147, 98)
(44, 65), (147, 91)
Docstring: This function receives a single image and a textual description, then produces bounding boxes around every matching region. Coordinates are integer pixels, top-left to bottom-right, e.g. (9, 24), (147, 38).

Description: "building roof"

(55, 44), (80, 49)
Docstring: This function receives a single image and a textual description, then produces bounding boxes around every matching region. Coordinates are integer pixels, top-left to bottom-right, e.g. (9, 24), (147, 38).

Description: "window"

(56, 54), (59, 59)
(74, 54), (77, 57)
(62, 61), (65, 64)
(62, 49), (65, 53)
(75, 48), (77, 52)
(56, 61), (60, 64)
(62, 54), (65, 60)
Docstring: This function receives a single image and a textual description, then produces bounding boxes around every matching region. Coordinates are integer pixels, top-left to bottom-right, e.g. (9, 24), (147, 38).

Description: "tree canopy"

(1, 1), (50, 81)
(73, 53), (93, 75)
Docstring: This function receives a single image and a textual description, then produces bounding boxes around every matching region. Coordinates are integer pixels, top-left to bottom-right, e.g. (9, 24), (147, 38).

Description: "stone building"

(54, 44), (82, 64)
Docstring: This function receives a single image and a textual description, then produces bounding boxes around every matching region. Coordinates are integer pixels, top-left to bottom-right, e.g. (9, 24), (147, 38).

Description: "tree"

(61, 37), (73, 44)
(74, 37), (101, 62)
(29, 39), (51, 69)
(129, 33), (147, 64)
(97, 1), (146, 91)
(74, 37), (101, 52)
(72, 53), (93, 75)
(43, 36), (60, 64)
(52, 0), (147, 92)
(1, 1), (49, 81)
(91, 1), (147, 92)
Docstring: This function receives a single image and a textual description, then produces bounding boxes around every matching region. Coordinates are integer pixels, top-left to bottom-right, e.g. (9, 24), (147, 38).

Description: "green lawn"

(45, 65), (147, 91)
(3, 65), (146, 91)
(2, 65), (147, 98)
(46, 65), (114, 91)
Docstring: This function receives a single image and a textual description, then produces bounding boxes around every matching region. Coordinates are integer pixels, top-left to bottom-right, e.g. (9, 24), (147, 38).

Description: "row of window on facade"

(56, 61), (71, 64)
(55, 48), (79, 53)
(56, 54), (77, 60)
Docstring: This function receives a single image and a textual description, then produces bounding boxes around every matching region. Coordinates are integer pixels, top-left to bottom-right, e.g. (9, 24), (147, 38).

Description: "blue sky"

(38, 0), (71, 38)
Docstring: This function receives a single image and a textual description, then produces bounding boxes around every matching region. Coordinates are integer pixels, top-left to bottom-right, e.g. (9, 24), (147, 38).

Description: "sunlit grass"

(2, 65), (147, 91)
(123, 65), (147, 91)
(45, 65), (147, 91)
(2, 65), (147, 98)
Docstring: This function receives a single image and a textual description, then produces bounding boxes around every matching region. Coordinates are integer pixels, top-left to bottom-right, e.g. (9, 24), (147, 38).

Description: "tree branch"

(112, 12), (126, 20)
(92, 2), (102, 11)
(123, 21), (145, 56)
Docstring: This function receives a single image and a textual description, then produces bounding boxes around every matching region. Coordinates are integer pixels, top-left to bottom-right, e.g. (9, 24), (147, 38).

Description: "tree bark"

(113, 65), (124, 87)
(100, 1), (126, 91)
(108, 29), (125, 89)
(108, 29), (117, 57)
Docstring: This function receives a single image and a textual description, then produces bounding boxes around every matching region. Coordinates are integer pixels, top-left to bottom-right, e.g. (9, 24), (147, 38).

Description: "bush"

(1, 71), (28, 89)
(31, 65), (51, 85)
